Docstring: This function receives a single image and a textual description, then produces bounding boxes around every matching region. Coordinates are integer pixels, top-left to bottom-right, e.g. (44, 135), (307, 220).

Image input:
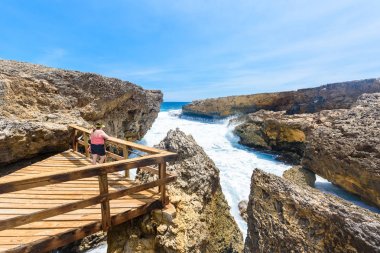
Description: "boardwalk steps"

(0, 125), (177, 252)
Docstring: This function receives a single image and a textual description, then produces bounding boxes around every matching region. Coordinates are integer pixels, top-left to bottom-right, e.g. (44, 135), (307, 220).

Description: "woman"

(90, 122), (109, 165)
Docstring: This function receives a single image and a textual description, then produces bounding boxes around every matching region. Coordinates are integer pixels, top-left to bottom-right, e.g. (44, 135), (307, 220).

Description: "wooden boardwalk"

(0, 125), (176, 253)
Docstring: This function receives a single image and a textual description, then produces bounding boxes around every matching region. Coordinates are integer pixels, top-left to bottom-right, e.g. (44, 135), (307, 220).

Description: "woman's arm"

(101, 130), (110, 140)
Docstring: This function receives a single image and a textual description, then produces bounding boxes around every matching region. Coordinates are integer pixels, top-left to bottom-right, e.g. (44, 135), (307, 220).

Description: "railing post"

(122, 146), (129, 178)
(159, 162), (166, 205)
(72, 129), (78, 152)
(98, 173), (111, 231)
(84, 133), (90, 158)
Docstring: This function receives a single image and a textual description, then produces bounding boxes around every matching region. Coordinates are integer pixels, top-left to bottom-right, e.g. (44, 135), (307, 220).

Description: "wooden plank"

(3, 199), (162, 253)
(68, 124), (167, 154)
(4, 222), (102, 253)
(0, 153), (176, 194)
(84, 133), (90, 158)
(98, 174), (111, 231)
(122, 145), (130, 178)
(106, 151), (125, 161)
(0, 176), (174, 231)
(72, 129), (78, 152)
(159, 162), (166, 205)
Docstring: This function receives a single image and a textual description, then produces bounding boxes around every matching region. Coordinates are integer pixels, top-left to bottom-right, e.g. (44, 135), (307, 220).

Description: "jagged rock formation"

(302, 93), (380, 208)
(233, 110), (314, 164)
(0, 60), (162, 165)
(244, 169), (380, 253)
(107, 129), (243, 253)
(183, 78), (380, 118)
(283, 166), (316, 187)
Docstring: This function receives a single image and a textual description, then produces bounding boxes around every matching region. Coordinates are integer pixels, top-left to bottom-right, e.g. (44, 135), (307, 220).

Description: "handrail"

(69, 124), (164, 154)
(0, 152), (176, 194)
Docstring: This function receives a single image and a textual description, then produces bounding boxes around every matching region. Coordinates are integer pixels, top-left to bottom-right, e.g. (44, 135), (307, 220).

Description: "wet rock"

(283, 166), (316, 187)
(108, 129), (243, 253)
(302, 93), (380, 208)
(183, 78), (380, 118)
(244, 169), (380, 253)
(0, 59), (162, 165)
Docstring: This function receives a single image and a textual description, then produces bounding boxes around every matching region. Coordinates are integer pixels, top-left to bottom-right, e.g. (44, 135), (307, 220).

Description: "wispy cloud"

(35, 48), (67, 66)
(1, 0), (379, 101)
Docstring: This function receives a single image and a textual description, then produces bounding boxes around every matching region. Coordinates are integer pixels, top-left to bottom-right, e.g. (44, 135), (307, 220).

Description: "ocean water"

(85, 102), (379, 252)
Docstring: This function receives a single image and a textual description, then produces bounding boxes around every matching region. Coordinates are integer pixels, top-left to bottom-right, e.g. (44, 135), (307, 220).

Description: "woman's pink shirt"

(90, 130), (109, 144)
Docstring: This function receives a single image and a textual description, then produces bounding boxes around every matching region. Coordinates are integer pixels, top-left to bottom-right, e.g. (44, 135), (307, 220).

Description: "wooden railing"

(70, 124), (162, 178)
(0, 125), (177, 232)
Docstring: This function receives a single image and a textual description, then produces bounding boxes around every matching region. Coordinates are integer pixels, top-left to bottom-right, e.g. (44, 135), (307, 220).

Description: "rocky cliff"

(233, 110), (312, 164)
(183, 78), (380, 118)
(302, 93), (380, 208)
(107, 129), (243, 253)
(244, 169), (380, 253)
(0, 60), (162, 165)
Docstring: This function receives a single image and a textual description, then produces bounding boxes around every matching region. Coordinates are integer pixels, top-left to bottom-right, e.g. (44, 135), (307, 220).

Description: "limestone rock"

(108, 129), (243, 253)
(233, 110), (313, 164)
(59, 231), (106, 253)
(283, 166), (316, 187)
(238, 200), (248, 222)
(302, 93), (380, 208)
(0, 59), (162, 165)
(244, 169), (380, 253)
(183, 78), (380, 118)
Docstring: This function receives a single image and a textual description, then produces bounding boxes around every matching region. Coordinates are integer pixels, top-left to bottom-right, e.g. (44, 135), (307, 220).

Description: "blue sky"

(1, 0), (379, 101)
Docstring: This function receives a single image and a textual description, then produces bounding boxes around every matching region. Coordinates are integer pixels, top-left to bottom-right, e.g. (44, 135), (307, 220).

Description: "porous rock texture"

(107, 129), (243, 253)
(238, 200), (248, 222)
(183, 78), (380, 118)
(244, 169), (380, 253)
(302, 93), (380, 208)
(0, 60), (162, 165)
(282, 166), (316, 187)
(233, 110), (314, 164)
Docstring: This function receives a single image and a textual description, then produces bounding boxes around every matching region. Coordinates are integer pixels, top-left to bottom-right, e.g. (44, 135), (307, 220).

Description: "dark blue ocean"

(160, 102), (189, 112)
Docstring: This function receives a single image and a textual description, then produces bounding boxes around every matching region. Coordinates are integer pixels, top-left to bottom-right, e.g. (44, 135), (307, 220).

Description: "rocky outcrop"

(283, 166), (316, 187)
(233, 110), (313, 164)
(244, 169), (380, 253)
(0, 60), (162, 165)
(302, 93), (380, 208)
(183, 78), (380, 118)
(59, 231), (106, 253)
(107, 129), (243, 253)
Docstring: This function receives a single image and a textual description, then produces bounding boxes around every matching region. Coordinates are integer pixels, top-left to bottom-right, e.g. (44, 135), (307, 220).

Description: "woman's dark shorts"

(91, 144), (106, 156)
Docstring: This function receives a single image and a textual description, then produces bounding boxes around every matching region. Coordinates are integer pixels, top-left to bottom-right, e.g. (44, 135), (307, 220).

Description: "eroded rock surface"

(233, 110), (314, 164)
(283, 166), (316, 187)
(183, 78), (380, 118)
(238, 200), (248, 222)
(244, 169), (380, 253)
(107, 129), (243, 253)
(302, 93), (380, 208)
(0, 60), (162, 164)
